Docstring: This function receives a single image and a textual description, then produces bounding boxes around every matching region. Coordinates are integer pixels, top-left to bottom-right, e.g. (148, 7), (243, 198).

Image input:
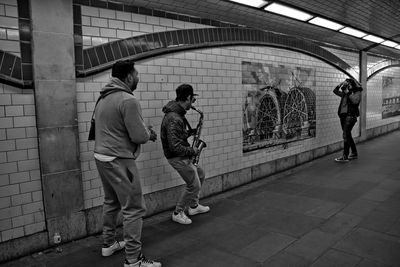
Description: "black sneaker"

(348, 154), (358, 160)
(139, 254), (162, 267)
(334, 156), (349, 163)
(124, 253), (162, 267)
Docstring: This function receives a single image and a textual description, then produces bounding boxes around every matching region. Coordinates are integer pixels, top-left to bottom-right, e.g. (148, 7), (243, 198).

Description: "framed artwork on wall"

(382, 76), (400, 119)
(242, 61), (316, 152)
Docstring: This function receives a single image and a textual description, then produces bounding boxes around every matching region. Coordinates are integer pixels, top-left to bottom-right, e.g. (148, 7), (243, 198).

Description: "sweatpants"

(95, 158), (146, 261)
(168, 157), (205, 213)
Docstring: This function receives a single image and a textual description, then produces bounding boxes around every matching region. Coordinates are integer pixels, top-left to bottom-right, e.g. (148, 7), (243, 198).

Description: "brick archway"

(76, 27), (356, 80)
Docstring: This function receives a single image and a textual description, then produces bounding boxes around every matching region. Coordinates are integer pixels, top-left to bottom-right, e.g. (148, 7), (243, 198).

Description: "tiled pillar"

(359, 50), (368, 139)
(30, 0), (86, 243)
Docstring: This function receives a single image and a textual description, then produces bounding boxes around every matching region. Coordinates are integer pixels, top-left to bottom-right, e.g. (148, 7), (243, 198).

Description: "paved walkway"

(3, 130), (400, 267)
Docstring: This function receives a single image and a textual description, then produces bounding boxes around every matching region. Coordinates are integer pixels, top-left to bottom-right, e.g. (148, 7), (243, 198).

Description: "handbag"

(88, 96), (102, 141)
(88, 118), (96, 141)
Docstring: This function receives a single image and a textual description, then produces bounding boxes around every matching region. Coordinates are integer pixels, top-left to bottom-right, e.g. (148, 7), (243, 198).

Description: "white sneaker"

(172, 211), (192, 224)
(102, 240), (125, 256)
(188, 204), (210, 216)
(124, 253), (162, 267)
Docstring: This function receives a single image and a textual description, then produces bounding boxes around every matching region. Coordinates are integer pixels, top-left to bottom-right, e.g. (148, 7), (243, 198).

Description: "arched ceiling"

(112, 0), (400, 59)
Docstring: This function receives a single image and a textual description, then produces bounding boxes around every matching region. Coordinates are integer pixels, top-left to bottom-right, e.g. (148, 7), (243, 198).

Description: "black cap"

(175, 84), (198, 101)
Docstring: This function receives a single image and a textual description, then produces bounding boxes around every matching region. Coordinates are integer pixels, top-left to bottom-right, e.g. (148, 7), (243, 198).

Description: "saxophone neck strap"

(182, 117), (193, 132)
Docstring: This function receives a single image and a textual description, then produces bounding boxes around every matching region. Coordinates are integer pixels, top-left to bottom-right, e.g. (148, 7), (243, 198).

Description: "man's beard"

(131, 81), (138, 91)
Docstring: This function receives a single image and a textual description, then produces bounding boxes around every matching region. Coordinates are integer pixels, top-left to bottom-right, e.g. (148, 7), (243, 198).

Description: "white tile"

(99, 8), (115, 19)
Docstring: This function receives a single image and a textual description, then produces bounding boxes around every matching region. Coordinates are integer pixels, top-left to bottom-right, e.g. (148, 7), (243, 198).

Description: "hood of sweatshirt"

(100, 77), (133, 96)
(162, 100), (186, 116)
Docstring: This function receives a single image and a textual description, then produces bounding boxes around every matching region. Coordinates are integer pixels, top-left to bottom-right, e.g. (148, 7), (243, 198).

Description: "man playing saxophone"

(160, 84), (210, 225)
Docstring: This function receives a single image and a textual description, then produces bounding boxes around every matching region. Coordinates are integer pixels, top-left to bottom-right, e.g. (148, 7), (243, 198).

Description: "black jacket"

(333, 83), (363, 117)
(160, 100), (196, 159)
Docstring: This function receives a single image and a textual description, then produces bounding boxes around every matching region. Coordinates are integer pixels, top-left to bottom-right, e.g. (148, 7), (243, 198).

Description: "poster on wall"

(242, 61), (316, 152)
(382, 76), (400, 119)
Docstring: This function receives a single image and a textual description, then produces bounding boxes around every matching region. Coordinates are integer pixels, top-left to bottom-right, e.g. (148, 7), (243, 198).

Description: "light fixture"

(362, 35), (384, 43)
(339, 27), (367, 38)
(381, 40), (398, 47)
(395, 45), (400, 50)
(308, 17), (343, 30)
(264, 3), (313, 21)
(228, 0), (267, 8)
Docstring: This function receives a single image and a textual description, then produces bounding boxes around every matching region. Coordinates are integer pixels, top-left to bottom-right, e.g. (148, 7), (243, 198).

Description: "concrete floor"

(3, 130), (400, 267)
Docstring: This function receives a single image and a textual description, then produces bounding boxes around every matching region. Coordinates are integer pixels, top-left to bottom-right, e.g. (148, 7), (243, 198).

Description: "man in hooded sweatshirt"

(333, 78), (363, 163)
(94, 60), (161, 267)
(160, 84), (210, 225)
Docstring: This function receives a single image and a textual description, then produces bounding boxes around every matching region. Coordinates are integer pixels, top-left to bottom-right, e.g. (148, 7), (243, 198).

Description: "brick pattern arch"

(76, 27), (356, 79)
(0, 0), (33, 89)
(367, 59), (400, 80)
(0, 50), (33, 89)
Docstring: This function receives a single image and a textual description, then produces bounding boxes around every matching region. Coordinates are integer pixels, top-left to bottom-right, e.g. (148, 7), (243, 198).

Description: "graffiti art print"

(382, 76), (400, 119)
(242, 61), (316, 152)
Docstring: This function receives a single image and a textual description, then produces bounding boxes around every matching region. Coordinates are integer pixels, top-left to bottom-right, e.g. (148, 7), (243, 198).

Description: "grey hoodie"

(94, 77), (150, 159)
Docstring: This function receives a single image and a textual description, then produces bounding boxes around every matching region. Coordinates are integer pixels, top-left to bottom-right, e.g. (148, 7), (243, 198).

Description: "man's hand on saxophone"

(192, 147), (200, 155)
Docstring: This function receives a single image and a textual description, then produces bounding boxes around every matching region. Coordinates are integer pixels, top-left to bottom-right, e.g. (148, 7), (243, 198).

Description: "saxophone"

(191, 106), (207, 166)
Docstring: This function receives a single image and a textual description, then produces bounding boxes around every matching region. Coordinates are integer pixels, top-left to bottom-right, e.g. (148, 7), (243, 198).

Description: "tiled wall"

(80, 5), (211, 49)
(0, 0), (19, 57)
(77, 44), (352, 209)
(325, 47), (360, 77)
(76, 6), (363, 209)
(0, 84), (45, 243)
(77, 5), (365, 209)
(312, 50), (400, 130)
(366, 62), (400, 129)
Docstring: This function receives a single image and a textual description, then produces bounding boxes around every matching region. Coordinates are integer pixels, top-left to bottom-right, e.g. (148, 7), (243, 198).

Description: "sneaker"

(348, 153), (358, 160)
(334, 156), (349, 163)
(172, 211), (192, 224)
(188, 204), (210, 216)
(102, 241), (125, 257)
(124, 253), (162, 267)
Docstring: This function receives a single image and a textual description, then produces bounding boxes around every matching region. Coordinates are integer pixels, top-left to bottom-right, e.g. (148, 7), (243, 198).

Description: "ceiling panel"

(110, 0), (400, 58)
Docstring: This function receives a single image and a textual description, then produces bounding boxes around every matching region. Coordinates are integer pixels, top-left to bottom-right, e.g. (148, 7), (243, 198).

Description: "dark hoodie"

(94, 77), (150, 159)
(161, 100), (196, 159)
(333, 79), (363, 117)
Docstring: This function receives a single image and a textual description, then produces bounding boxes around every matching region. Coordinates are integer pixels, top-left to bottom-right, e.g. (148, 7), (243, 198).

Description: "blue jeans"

(95, 158), (146, 262)
(168, 157), (205, 213)
(340, 115), (357, 157)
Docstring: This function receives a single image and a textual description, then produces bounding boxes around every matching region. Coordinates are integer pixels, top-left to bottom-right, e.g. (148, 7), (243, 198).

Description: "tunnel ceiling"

(112, 0), (400, 59)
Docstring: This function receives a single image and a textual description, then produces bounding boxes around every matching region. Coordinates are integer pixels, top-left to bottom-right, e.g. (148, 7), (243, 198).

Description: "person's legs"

(168, 158), (201, 212)
(343, 133), (350, 157)
(96, 158), (146, 263)
(187, 164), (210, 215)
(339, 116), (350, 157)
(348, 117), (358, 155)
(343, 116), (357, 156)
(96, 159), (121, 247)
(195, 166), (205, 201)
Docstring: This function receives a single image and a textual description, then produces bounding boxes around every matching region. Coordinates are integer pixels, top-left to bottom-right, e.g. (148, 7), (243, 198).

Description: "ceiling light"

(228, 0), (267, 8)
(339, 27), (367, 38)
(395, 45), (400, 50)
(308, 17), (343, 30)
(362, 35), (384, 43)
(264, 3), (313, 21)
(381, 40), (398, 47)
